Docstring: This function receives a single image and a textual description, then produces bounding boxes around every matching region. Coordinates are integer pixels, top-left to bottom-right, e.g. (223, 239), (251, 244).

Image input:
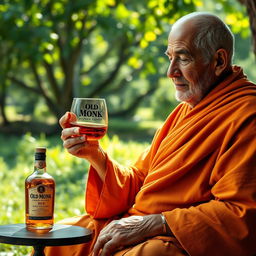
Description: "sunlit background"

(0, 0), (255, 254)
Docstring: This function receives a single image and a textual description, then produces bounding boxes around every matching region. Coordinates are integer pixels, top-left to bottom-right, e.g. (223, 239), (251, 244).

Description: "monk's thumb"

(59, 112), (72, 128)
(69, 112), (77, 123)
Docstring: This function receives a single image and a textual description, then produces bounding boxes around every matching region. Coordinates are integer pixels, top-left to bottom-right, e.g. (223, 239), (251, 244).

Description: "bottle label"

(28, 185), (54, 220)
(77, 102), (105, 122)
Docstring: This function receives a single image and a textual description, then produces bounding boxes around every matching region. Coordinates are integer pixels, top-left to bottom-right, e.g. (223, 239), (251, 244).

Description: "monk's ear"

(213, 48), (228, 76)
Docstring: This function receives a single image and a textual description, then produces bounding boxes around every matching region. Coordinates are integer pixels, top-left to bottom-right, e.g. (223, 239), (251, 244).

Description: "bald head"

(171, 12), (234, 64)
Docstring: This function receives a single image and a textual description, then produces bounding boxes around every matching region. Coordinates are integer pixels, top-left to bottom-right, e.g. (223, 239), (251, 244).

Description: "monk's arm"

(86, 153), (150, 218)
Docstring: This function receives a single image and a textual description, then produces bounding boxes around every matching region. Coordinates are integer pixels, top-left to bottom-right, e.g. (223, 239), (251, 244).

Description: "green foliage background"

(0, 133), (149, 255)
(0, 0), (255, 125)
(0, 0), (255, 255)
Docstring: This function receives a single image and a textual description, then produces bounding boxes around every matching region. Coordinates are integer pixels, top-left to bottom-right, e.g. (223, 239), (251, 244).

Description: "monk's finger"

(93, 234), (111, 256)
(63, 136), (85, 150)
(61, 127), (80, 141)
(59, 112), (70, 129)
(100, 239), (119, 256)
(67, 144), (86, 156)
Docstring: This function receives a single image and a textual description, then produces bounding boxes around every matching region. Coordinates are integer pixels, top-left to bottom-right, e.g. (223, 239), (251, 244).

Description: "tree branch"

(104, 66), (143, 96)
(69, 15), (89, 70)
(0, 47), (14, 125)
(30, 60), (48, 97)
(0, 80), (9, 125)
(110, 87), (157, 117)
(43, 60), (60, 102)
(62, 14), (97, 103)
(9, 63), (61, 118)
(44, 1), (68, 73)
(7, 75), (41, 94)
(80, 41), (116, 76)
(88, 38), (131, 97)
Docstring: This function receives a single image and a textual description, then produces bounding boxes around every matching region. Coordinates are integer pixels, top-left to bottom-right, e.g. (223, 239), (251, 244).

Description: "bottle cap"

(35, 147), (46, 153)
(35, 147), (46, 160)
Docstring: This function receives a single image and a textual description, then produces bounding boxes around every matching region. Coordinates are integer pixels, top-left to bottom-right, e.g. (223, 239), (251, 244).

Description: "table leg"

(33, 245), (45, 256)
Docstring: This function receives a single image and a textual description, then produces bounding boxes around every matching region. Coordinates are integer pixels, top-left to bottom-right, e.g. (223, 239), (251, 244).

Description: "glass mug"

(70, 98), (108, 140)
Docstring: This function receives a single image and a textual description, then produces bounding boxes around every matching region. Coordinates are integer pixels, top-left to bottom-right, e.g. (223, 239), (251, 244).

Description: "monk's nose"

(167, 62), (181, 78)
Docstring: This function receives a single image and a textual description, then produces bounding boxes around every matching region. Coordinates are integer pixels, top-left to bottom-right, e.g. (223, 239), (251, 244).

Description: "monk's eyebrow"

(175, 49), (192, 56)
(164, 49), (192, 57)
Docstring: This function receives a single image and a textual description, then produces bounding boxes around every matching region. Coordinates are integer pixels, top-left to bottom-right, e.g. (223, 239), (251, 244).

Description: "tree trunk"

(239, 0), (256, 55)
(0, 80), (9, 126)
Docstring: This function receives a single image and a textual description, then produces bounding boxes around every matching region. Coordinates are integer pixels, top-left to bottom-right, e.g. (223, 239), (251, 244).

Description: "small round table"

(0, 224), (92, 256)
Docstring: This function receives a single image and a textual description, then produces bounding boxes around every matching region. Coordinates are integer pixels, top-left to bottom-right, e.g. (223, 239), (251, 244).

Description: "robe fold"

(45, 66), (256, 256)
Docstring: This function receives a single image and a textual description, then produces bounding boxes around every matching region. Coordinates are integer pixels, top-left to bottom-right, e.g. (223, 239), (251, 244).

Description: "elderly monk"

(45, 12), (256, 256)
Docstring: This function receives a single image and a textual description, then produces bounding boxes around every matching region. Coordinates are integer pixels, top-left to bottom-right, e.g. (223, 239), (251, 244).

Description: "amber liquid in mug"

(70, 122), (108, 140)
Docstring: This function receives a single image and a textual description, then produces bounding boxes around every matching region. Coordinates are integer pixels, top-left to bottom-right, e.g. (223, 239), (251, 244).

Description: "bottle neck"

(34, 160), (46, 173)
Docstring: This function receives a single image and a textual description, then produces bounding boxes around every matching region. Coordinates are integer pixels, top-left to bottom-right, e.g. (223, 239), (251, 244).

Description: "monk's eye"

(178, 57), (191, 66)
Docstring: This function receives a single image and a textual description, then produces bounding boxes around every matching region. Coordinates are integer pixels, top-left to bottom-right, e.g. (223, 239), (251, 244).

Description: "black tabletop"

(0, 224), (92, 247)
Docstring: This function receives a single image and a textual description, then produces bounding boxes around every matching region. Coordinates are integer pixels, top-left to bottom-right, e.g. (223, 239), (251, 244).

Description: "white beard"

(175, 68), (214, 107)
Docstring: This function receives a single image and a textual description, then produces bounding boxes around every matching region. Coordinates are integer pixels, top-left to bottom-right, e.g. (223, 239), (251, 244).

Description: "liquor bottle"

(25, 147), (55, 233)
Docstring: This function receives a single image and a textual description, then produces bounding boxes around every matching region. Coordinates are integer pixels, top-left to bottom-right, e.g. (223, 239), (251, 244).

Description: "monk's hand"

(93, 214), (163, 256)
(59, 112), (107, 181)
(60, 112), (100, 159)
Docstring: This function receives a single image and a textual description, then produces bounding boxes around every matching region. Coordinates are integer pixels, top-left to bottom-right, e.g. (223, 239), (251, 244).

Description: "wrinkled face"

(166, 22), (217, 107)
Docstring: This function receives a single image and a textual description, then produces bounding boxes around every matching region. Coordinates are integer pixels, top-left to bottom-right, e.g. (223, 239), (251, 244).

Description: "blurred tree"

(0, 0), (197, 130)
(0, 0), (254, 133)
(238, 0), (256, 55)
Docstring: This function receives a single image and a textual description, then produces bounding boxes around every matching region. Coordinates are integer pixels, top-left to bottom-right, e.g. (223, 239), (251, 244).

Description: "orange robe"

(46, 66), (256, 256)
